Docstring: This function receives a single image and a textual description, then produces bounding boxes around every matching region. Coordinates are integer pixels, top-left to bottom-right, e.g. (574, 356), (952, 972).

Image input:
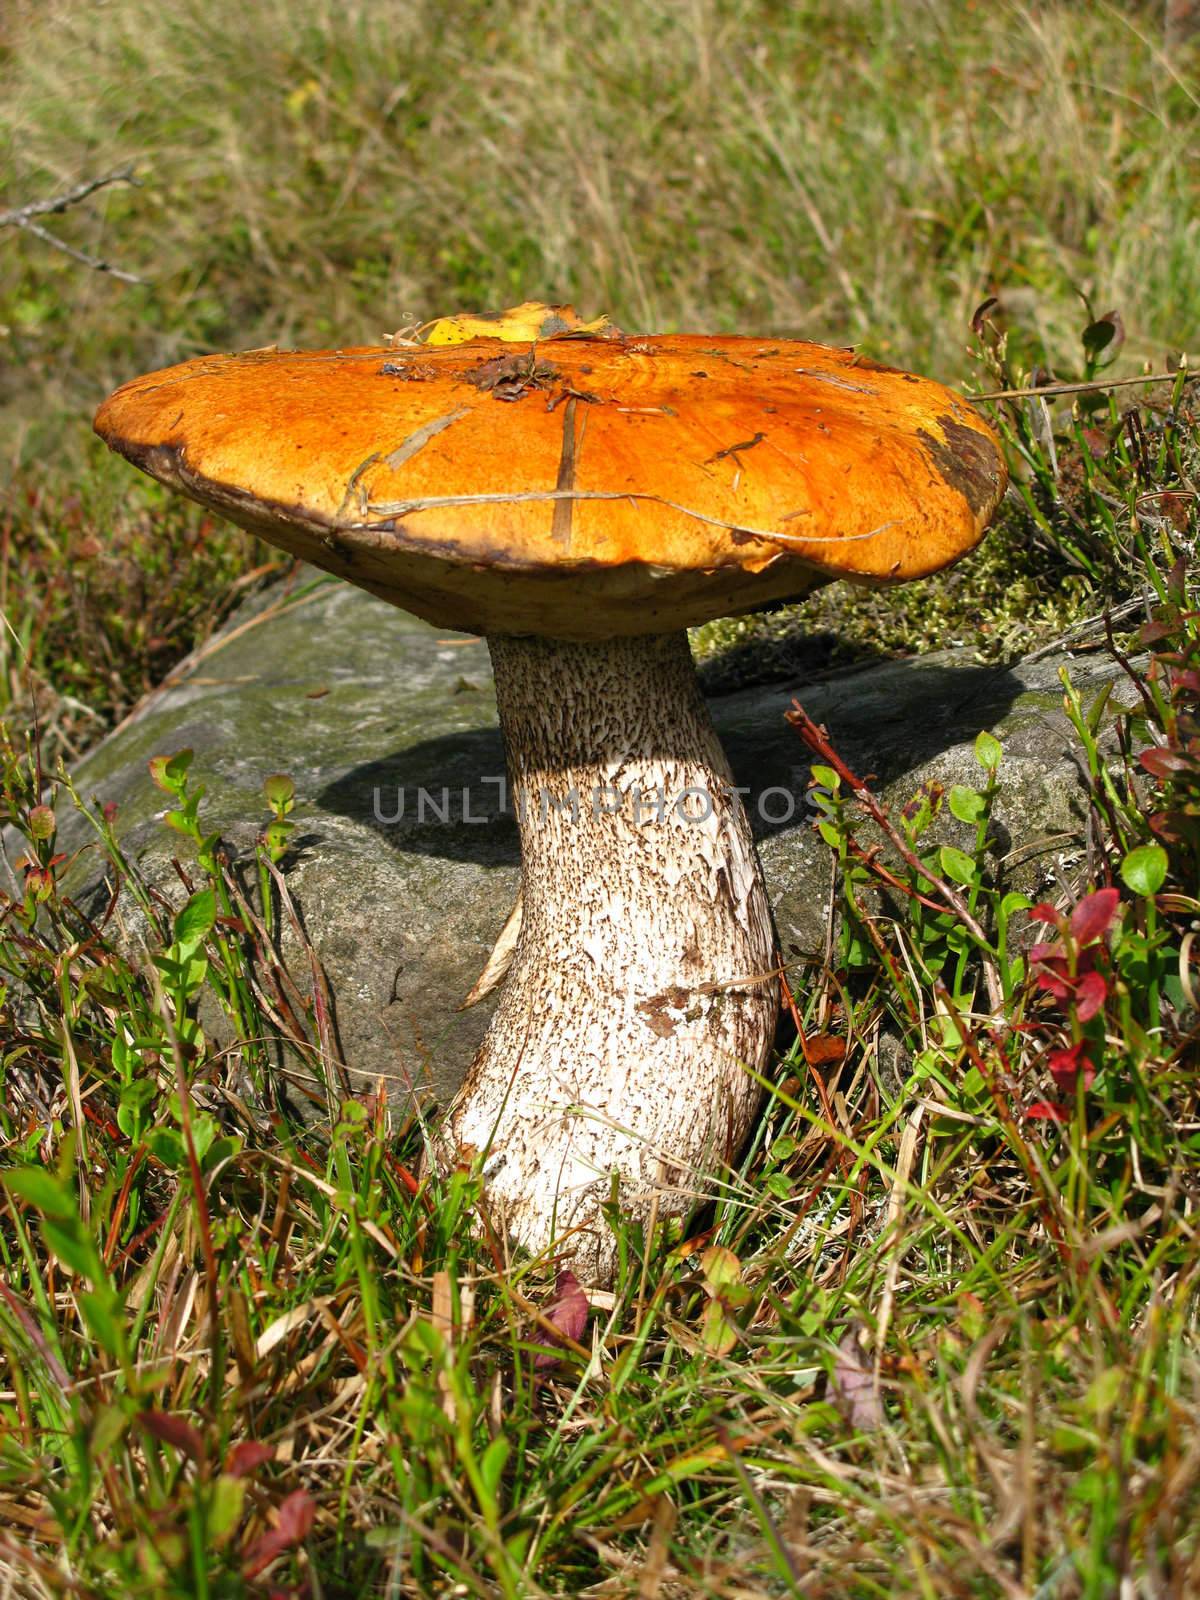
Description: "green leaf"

(145, 1128), (185, 1169)
(700, 1296), (738, 1357)
(932, 1011), (967, 1051)
(844, 933), (872, 969)
(958, 1062), (985, 1097)
(27, 805), (56, 842)
(1086, 680), (1114, 736)
(203, 1134), (244, 1173)
(974, 730), (1003, 771)
(1051, 1422), (1096, 1458)
(264, 819), (295, 864)
(148, 749), (193, 795)
(1081, 313), (1123, 366)
(1, 1166), (76, 1220)
(111, 1031), (137, 1078)
(90, 1403), (129, 1457)
(187, 1112), (217, 1165)
(365, 1526), (409, 1553)
(701, 1246), (742, 1290)
(948, 785), (986, 825)
(939, 845), (979, 886)
(1085, 1365), (1125, 1417)
(404, 1318), (446, 1364)
(117, 1080), (155, 1140)
(162, 1102), (218, 1163)
(810, 765), (840, 791)
(78, 1289), (126, 1362)
(816, 819), (841, 848)
(42, 1217), (105, 1284)
(480, 1435), (510, 1500)
(209, 1475), (247, 1545)
(154, 951), (209, 999)
(1120, 844), (1168, 897)
(174, 889), (216, 957)
(505, 1529), (532, 1563)
(262, 773), (296, 814)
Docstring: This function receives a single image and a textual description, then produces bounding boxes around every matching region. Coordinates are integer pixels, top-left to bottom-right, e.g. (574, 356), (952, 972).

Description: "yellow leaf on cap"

(423, 301), (613, 346)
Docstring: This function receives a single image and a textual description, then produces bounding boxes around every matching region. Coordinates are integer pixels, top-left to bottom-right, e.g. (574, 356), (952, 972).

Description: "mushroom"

(94, 307), (1006, 1283)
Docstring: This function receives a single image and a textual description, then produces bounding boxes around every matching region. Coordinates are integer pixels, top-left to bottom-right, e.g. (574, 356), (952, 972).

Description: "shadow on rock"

(318, 654), (1028, 864)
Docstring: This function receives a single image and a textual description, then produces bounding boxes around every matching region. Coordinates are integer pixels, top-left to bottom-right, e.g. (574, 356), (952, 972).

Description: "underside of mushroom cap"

(94, 329), (1007, 640)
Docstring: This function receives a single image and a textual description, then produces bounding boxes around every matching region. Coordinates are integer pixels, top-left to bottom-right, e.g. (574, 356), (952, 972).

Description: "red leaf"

(1139, 619), (1176, 645)
(1034, 964), (1073, 1002)
(1047, 1042), (1096, 1094)
(1069, 888), (1120, 946)
(1028, 903), (1062, 926)
(243, 1529), (288, 1578)
(535, 1269), (589, 1369)
(140, 1409), (205, 1464)
(802, 1032), (846, 1068)
(276, 1491), (315, 1543)
(1029, 940), (1066, 965)
(1139, 747), (1190, 780)
(226, 1440), (274, 1478)
(1149, 809), (1185, 843)
(1026, 1101), (1070, 1122)
(242, 1490), (315, 1579)
(1073, 970), (1108, 1023)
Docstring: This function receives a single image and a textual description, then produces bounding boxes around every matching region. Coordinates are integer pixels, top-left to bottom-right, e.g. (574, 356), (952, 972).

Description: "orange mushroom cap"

(94, 320), (1006, 640)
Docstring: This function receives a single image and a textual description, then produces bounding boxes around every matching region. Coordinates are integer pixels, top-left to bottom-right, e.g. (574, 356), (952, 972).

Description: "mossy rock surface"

(57, 569), (1124, 1114)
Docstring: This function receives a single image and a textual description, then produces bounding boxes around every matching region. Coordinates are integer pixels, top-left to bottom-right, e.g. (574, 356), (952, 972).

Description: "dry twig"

(971, 369), (1196, 403)
(0, 168), (145, 284)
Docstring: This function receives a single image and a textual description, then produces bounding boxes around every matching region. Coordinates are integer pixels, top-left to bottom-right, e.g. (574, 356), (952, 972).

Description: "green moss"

(693, 509), (1092, 693)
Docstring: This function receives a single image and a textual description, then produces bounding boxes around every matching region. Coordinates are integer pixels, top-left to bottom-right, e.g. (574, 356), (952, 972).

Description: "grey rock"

(53, 570), (1120, 1113)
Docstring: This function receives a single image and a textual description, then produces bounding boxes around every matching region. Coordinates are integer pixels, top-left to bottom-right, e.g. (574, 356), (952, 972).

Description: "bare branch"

(0, 167), (146, 284)
(0, 167), (139, 228)
(971, 370), (1197, 403)
(12, 217), (145, 284)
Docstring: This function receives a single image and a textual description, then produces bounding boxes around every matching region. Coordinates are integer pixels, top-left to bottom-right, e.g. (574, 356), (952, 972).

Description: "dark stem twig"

(151, 973), (224, 1386)
(777, 963), (845, 1152)
(971, 370), (1196, 403)
(937, 986), (1119, 1331)
(787, 699), (1004, 1013)
(0, 168), (145, 284)
(263, 854), (352, 1107)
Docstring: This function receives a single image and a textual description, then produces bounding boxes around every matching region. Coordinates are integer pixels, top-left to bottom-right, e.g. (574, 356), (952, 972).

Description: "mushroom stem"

(441, 630), (779, 1284)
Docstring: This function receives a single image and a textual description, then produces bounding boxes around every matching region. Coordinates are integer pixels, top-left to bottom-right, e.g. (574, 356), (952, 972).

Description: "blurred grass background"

(0, 0), (1196, 744)
(3, 0), (1196, 468)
